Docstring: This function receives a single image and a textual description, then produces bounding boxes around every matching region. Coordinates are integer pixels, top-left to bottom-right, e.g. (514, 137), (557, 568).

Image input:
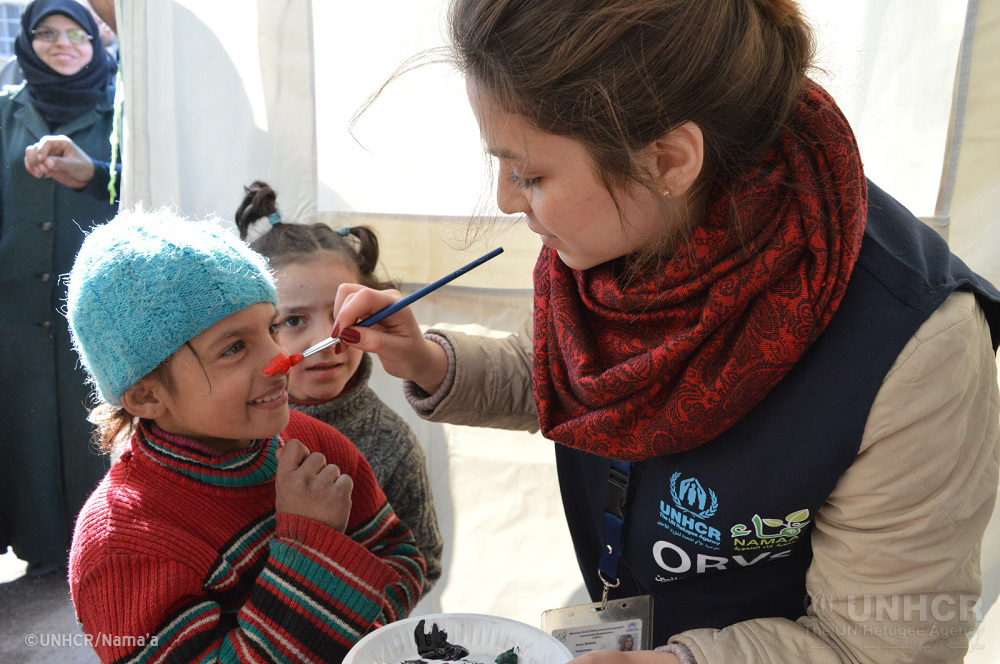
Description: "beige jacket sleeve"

(671, 291), (1000, 663)
(407, 316), (538, 431)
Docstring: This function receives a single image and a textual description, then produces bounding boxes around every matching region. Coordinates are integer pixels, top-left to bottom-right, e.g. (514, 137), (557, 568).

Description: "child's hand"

(275, 438), (353, 533)
(333, 284), (449, 394)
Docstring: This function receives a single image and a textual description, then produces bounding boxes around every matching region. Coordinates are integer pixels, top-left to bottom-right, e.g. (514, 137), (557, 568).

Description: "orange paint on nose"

(262, 353), (291, 375)
(263, 352), (305, 375)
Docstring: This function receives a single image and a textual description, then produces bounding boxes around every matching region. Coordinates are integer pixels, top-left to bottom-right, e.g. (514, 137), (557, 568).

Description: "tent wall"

(949, 0), (1000, 286)
(119, 0), (317, 222)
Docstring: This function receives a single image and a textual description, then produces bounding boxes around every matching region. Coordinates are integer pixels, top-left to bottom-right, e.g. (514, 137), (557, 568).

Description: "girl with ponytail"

(236, 181), (444, 593)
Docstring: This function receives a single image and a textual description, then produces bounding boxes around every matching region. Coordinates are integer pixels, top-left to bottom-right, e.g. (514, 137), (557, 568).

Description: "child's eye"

(509, 171), (540, 189)
(268, 322), (281, 337)
(280, 315), (305, 330)
(221, 340), (245, 357)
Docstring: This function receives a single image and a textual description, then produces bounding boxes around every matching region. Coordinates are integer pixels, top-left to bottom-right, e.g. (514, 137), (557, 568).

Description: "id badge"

(541, 594), (653, 657)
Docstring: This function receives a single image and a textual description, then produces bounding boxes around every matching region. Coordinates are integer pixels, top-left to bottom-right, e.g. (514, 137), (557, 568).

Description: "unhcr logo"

(670, 474), (718, 519)
(658, 473), (721, 550)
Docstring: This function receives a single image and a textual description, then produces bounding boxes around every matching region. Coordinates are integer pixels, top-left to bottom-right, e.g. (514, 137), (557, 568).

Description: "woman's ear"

(650, 121), (704, 197)
(120, 377), (167, 420)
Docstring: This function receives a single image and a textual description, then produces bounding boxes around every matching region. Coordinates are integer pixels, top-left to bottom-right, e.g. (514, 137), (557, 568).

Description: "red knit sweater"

(68, 410), (426, 662)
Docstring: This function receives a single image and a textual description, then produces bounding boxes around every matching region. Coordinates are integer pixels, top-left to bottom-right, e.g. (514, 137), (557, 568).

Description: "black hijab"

(13, 0), (115, 128)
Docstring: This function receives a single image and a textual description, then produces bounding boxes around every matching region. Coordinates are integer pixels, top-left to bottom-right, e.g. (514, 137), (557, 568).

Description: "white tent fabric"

(948, 0), (1000, 288)
(118, 0), (317, 222)
(119, 0), (999, 654)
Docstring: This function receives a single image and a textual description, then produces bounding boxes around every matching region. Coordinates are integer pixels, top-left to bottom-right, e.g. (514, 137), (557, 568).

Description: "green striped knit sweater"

(68, 410), (426, 663)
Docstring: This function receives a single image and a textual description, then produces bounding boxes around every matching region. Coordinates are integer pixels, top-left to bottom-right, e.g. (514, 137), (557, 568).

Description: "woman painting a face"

(331, 1), (1000, 661)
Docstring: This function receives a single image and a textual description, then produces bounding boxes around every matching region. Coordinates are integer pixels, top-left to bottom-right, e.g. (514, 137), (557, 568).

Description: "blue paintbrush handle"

(302, 247), (504, 357)
(357, 247), (504, 327)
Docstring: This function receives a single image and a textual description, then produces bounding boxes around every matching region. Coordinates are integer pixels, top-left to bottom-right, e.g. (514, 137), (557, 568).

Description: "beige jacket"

(406, 290), (1000, 663)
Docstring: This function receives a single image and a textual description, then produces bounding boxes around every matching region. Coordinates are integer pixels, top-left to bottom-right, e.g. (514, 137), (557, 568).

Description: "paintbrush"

(263, 247), (504, 375)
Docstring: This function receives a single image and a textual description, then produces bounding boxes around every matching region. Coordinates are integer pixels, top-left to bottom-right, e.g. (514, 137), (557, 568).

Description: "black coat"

(0, 83), (117, 565)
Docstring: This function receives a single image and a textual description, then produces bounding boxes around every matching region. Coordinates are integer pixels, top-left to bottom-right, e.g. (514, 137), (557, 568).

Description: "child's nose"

(264, 333), (286, 358)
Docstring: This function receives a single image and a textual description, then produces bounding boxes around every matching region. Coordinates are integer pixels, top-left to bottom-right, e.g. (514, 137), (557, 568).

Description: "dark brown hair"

(235, 181), (396, 290)
(450, 0), (814, 239)
(89, 363), (177, 455)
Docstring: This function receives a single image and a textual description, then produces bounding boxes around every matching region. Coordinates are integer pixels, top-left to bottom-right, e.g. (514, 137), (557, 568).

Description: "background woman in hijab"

(0, 0), (118, 577)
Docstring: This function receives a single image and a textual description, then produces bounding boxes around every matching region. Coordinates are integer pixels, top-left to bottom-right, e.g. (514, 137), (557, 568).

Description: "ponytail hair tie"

(337, 225), (351, 237)
(243, 211), (280, 243)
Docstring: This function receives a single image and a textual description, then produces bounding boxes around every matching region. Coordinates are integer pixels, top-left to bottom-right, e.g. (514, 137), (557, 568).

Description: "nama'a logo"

(669, 472), (718, 519)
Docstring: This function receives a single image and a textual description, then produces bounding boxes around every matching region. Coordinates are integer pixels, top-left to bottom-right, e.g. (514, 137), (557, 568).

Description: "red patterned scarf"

(532, 80), (867, 461)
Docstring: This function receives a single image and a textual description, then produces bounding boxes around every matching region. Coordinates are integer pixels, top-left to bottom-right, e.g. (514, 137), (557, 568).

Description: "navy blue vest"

(555, 181), (1000, 644)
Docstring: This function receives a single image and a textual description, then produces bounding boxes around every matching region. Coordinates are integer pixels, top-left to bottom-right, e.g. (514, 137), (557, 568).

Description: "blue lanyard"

(598, 459), (631, 608)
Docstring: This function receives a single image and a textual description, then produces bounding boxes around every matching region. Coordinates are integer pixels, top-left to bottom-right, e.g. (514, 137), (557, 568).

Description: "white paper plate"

(345, 613), (573, 664)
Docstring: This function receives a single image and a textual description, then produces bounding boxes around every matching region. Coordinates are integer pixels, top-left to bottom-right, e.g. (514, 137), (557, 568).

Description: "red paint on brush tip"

(262, 353), (291, 375)
(289, 353), (304, 367)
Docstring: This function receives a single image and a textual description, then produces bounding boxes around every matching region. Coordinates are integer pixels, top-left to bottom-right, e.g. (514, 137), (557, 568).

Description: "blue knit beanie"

(67, 209), (278, 406)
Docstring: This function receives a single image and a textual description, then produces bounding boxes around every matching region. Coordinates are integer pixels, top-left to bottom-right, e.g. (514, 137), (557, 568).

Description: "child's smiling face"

(274, 253), (365, 403)
(146, 303), (290, 451)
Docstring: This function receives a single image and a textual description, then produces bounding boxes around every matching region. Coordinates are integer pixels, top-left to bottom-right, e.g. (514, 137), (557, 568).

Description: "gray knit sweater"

(291, 353), (443, 591)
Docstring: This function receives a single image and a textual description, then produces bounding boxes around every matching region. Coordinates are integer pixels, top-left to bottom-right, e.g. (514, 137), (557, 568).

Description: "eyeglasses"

(31, 28), (92, 45)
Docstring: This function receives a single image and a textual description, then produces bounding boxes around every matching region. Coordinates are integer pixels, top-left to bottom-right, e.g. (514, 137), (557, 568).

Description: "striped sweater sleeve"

(74, 514), (401, 663)
(349, 500), (427, 624)
(289, 411), (428, 623)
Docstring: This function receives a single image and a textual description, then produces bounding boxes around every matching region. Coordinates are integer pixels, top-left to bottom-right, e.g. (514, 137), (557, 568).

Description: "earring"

(660, 186), (671, 198)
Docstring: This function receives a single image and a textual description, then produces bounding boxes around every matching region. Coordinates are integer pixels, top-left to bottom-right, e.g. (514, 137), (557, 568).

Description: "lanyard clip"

(598, 569), (620, 610)
(598, 460), (631, 611)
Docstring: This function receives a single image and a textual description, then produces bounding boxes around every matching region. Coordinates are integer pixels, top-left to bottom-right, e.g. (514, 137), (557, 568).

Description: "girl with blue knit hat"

(65, 209), (426, 662)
